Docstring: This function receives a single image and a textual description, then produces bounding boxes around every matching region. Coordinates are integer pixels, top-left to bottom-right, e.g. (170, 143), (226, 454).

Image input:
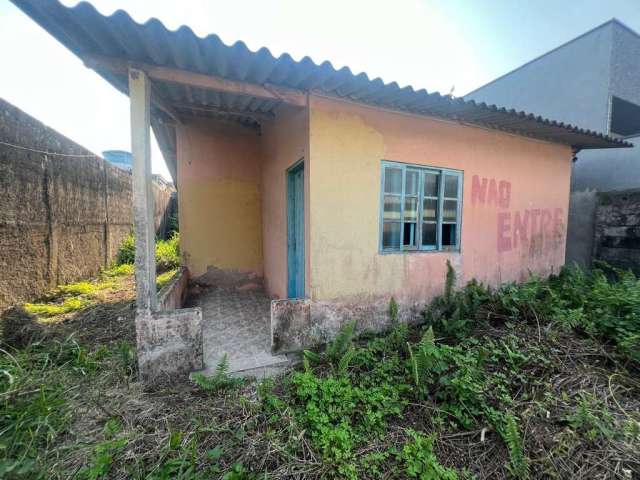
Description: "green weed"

(192, 354), (243, 393)
(116, 233), (136, 265)
(401, 430), (458, 479)
(156, 233), (181, 272)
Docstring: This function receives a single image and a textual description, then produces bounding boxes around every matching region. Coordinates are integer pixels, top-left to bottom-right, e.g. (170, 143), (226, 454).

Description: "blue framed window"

(380, 161), (463, 252)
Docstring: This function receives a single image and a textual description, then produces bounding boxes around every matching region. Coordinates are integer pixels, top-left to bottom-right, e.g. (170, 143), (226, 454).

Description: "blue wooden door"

(287, 161), (305, 298)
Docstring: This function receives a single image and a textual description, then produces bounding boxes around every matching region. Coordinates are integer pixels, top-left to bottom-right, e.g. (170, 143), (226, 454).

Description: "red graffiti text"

(497, 208), (564, 253)
(472, 175), (511, 209)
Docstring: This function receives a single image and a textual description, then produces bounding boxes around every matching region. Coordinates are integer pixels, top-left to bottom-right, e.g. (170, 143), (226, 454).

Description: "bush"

(155, 233), (180, 272)
(114, 232), (181, 272)
(115, 233), (136, 266)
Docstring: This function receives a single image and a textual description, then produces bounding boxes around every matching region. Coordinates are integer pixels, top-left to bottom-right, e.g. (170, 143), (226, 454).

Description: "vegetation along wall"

(0, 98), (174, 311)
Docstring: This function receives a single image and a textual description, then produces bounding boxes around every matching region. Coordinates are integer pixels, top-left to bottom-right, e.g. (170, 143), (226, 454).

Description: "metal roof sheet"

(11, 0), (632, 183)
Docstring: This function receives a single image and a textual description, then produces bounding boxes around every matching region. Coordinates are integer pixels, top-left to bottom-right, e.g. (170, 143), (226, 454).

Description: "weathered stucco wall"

(261, 105), (309, 298)
(308, 95), (572, 304)
(176, 119), (263, 282)
(0, 99), (174, 311)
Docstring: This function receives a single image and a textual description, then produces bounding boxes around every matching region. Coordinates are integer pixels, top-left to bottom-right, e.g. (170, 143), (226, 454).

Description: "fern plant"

(192, 354), (243, 392)
(389, 297), (399, 324)
(303, 321), (357, 373)
(489, 410), (529, 479)
(407, 327), (443, 394)
(423, 261), (491, 341)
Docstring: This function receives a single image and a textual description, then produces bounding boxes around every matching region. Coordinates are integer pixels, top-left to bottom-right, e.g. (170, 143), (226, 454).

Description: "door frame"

(286, 159), (305, 299)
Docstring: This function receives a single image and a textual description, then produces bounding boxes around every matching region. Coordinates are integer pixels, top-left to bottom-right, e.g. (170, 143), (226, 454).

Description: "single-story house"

(13, 0), (631, 379)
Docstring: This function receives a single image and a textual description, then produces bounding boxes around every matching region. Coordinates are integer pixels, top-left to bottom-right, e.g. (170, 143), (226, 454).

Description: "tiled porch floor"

(185, 286), (297, 377)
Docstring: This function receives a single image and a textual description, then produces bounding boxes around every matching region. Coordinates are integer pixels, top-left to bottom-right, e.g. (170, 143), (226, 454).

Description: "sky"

(2, 0), (640, 181)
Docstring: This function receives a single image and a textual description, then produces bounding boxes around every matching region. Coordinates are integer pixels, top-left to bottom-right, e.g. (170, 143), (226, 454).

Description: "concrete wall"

(566, 190), (598, 268)
(593, 188), (640, 274)
(0, 99), (174, 311)
(176, 119), (263, 282)
(307, 95), (572, 304)
(261, 105), (309, 298)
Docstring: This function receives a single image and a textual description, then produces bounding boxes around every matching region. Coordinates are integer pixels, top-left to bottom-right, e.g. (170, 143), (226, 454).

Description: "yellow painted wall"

(260, 105), (309, 298)
(308, 95), (572, 302)
(176, 119), (263, 279)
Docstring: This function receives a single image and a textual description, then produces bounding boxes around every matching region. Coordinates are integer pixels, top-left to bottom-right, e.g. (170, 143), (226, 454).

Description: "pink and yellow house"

(15, 0), (631, 379)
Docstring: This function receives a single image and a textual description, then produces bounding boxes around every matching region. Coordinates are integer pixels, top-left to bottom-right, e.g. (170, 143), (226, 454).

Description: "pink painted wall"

(308, 95), (572, 303)
(176, 119), (263, 279)
(260, 105), (309, 298)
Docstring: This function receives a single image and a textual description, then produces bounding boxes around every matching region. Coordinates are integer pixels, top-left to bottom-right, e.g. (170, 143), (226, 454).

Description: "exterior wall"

(465, 22), (614, 133)
(566, 190), (598, 268)
(308, 95), (572, 305)
(0, 99), (172, 311)
(176, 119), (263, 282)
(261, 105), (309, 298)
(464, 21), (640, 269)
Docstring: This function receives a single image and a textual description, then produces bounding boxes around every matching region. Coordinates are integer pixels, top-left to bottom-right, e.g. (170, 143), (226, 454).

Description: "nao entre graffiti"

(471, 175), (564, 254)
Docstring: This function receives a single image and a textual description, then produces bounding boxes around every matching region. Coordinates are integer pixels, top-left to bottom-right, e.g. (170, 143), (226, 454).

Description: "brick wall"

(593, 188), (640, 274)
(0, 98), (175, 310)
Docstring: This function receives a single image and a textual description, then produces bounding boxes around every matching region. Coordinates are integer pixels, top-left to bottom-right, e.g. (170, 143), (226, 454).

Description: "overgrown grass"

(115, 232), (181, 272)
(2, 264), (639, 479)
(22, 263), (134, 322)
(21, 232), (181, 324)
(0, 337), (124, 478)
(155, 233), (180, 272)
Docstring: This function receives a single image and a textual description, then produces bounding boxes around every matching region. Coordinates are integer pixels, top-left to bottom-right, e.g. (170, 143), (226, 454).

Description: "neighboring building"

(465, 19), (640, 266)
(14, 0), (629, 379)
(102, 149), (132, 171)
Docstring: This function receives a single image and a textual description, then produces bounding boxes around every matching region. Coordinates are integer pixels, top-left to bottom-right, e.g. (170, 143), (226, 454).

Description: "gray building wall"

(466, 22), (614, 132)
(572, 23), (640, 192)
(466, 20), (639, 194)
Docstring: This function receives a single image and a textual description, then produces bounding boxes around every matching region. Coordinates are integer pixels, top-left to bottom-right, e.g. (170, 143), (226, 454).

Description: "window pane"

(423, 198), (437, 221)
(611, 96), (640, 137)
(443, 199), (458, 222)
(404, 197), (418, 222)
(442, 223), (457, 246)
(424, 172), (439, 197)
(384, 167), (402, 194)
(444, 174), (459, 197)
(403, 223), (417, 247)
(422, 222), (437, 246)
(383, 222), (401, 249)
(384, 195), (401, 220)
(405, 170), (419, 195)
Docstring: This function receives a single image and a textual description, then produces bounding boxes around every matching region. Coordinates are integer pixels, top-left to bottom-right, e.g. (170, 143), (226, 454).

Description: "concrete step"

(196, 351), (300, 380)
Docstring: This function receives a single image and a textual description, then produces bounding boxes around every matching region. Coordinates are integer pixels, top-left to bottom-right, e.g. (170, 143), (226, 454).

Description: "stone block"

(136, 307), (203, 383)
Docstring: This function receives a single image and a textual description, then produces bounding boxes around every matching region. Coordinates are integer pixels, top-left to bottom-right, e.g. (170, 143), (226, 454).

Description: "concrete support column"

(129, 68), (157, 314)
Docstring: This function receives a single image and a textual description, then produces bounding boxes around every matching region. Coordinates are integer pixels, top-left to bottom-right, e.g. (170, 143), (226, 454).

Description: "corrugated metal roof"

(11, 0), (632, 183)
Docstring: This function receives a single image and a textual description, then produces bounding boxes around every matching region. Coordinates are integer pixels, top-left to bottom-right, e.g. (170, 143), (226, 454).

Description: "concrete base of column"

(136, 307), (204, 383)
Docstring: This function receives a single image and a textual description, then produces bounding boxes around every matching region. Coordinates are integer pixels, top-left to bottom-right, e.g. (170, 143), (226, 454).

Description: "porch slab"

(185, 286), (298, 378)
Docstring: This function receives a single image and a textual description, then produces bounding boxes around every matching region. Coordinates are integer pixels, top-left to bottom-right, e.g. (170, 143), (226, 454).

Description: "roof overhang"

(11, 0), (633, 184)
